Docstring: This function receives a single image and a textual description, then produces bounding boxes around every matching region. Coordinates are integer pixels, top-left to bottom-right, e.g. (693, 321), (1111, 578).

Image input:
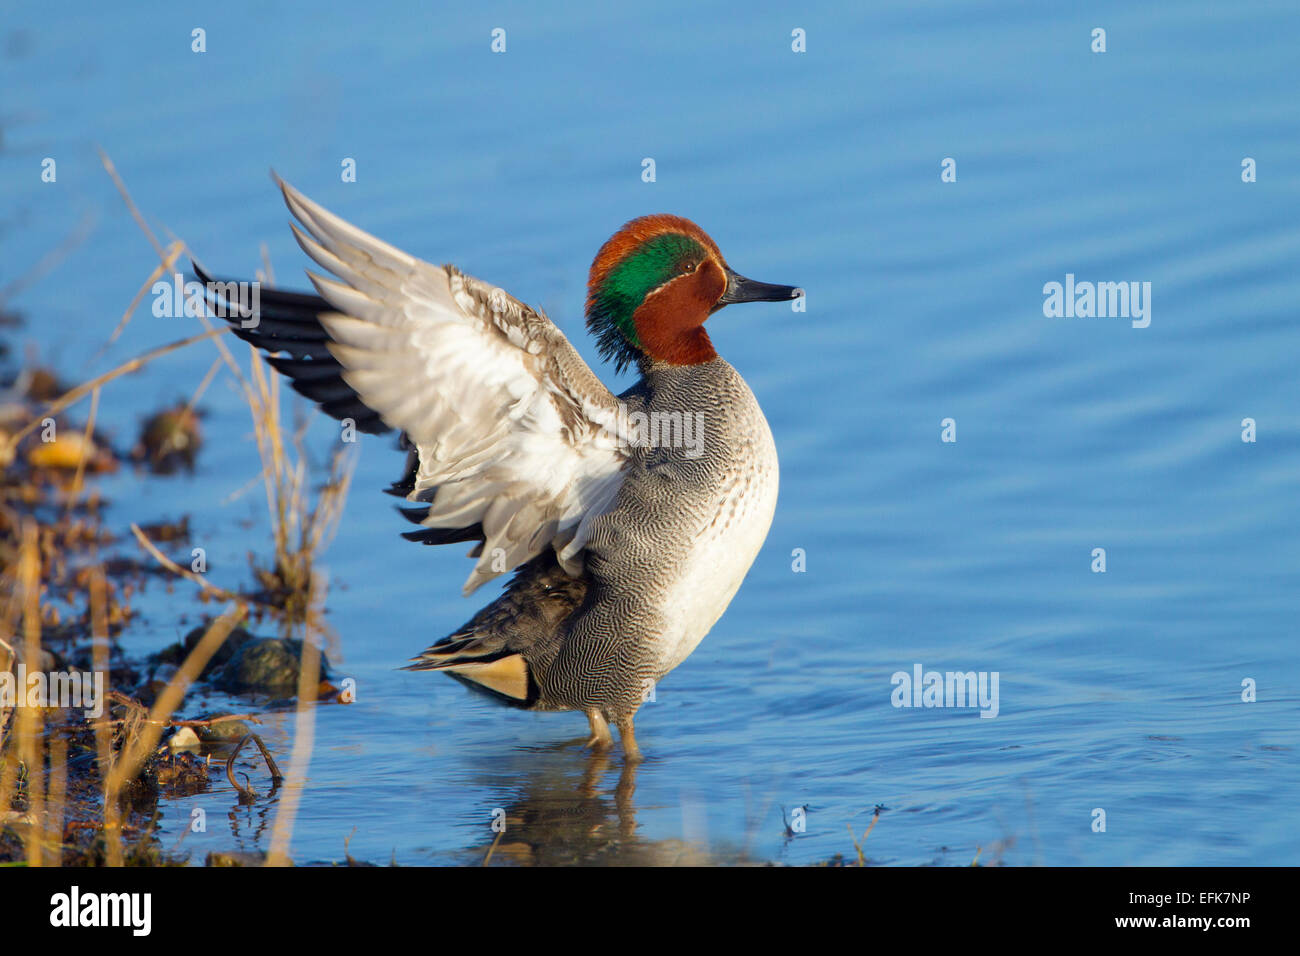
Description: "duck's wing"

(199, 176), (635, 595)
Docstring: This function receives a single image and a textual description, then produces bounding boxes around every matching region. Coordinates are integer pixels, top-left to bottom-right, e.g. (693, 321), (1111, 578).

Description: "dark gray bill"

(719, 269), (802, 305)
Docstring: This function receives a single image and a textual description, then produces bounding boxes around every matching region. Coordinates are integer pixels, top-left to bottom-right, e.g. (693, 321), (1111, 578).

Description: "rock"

(167, 726), (201, 751)
(26, 429), (116, 472)
(132, 403), (202, 474)
(151, 625), (253, 677)
(195, 716), (253, 743)
(212, 637), (330, 697)
(24, 367), (64, 402)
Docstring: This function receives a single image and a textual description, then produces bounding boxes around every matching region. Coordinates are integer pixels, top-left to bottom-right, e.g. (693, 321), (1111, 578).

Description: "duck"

(197, 177), (800, 761)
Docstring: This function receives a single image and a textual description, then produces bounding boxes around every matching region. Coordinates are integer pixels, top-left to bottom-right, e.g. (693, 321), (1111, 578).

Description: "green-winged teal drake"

(198, 177), (800, 760)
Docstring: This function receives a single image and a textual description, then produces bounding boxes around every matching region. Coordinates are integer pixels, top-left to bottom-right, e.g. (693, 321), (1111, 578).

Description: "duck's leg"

(584, 709), (613, 750)
(615, 715), (643, 763)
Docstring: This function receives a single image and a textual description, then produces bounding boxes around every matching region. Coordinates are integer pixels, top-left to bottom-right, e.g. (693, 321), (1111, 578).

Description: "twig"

(88, 711), (263, 731)
(848, 807), (883, 866)
(97, 147), (166, 263)
(1, 328), (227, 456)
(171, 714), (262, 728)
(482, 827), (506, 867)
(128, 521), (266, 607)
(91, 241), (186, 360)
(64, 385), (100, 517)
(65, 820), (139, 834)
(104, 605), (246, 805)
(180, 355), (223, 421)
(225, 732), (283, 800)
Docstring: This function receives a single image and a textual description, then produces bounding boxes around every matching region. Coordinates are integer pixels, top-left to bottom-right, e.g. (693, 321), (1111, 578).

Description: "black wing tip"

(398, 521), (485, 546)
(398, 505), (430, 525)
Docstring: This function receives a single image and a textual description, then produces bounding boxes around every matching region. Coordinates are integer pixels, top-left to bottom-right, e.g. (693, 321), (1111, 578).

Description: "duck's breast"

(616, 359), (779, 677)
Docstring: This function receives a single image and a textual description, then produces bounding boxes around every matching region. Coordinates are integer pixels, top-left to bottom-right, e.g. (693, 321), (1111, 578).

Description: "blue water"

(2, 0), (1297, 865)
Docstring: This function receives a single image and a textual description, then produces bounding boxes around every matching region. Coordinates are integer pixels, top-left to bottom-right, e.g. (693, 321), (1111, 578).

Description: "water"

(2, 0), (1297, 865)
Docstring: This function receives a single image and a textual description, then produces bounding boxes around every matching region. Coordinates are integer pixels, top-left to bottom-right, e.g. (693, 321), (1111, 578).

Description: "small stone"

(133, 403), (202, 474)
(195, 717), (253, 742)
(25, 428), (116, 472)
(152, 625), (252, 677)
(167, 726), (201, 751)
(212, 637), (330, 697)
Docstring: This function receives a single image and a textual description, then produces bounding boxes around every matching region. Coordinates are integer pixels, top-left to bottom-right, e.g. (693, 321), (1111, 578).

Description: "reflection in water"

(226, 787), (280, 852)
(471, 749), (737, 866)
(217, 742), (284, 853)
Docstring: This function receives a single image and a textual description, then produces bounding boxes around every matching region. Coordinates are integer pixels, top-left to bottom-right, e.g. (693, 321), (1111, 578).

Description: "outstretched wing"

(200, 176), (636, 595)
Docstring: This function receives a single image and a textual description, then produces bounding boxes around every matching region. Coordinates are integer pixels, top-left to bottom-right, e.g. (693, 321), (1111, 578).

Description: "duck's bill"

(719, 270), (803, 304)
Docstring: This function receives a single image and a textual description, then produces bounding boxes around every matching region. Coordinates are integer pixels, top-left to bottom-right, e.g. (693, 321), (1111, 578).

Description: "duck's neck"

(631, 259), (726, 367)
(638, 324), (717, 366)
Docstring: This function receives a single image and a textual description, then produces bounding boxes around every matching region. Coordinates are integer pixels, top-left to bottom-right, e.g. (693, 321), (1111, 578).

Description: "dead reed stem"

(16, 520), (43, 865)
(266, 628), (321, 867)
(0, 327), (227, 458)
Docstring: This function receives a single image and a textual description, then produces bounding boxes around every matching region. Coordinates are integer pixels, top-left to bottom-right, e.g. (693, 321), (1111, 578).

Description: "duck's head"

(585, 214), (800, 372)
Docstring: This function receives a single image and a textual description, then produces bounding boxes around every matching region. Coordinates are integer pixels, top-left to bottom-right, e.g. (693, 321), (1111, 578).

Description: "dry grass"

(0, 516), (248, 866)
(241, 349), (354, 632)
(233, 348), (352, 867)
(0, 150), (355, 866)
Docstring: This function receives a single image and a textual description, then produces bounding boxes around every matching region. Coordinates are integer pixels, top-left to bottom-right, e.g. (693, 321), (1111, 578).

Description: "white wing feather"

(275, 176), (635, 594)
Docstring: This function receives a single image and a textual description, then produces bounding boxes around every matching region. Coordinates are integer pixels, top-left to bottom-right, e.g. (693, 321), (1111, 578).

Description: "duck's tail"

(403, 552), (585, 708)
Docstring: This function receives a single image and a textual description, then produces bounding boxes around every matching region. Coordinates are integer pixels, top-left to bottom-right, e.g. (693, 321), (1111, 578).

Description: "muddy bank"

(1, 296), (351, 866)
